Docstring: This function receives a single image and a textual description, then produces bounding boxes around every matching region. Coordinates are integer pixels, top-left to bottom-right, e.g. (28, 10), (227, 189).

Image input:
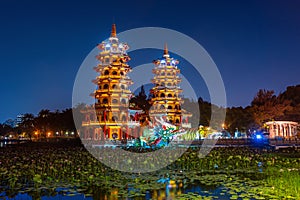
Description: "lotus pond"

(0, 139), (299, 199)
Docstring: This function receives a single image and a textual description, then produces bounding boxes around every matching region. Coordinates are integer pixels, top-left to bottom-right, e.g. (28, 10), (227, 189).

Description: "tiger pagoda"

(149, 44), (192, 128)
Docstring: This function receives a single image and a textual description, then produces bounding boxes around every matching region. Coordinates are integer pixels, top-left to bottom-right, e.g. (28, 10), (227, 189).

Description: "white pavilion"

(265, 121), (299, 138)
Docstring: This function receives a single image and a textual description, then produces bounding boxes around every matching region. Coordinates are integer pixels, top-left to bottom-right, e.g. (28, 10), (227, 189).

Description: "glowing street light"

(222, 123), (226, 129)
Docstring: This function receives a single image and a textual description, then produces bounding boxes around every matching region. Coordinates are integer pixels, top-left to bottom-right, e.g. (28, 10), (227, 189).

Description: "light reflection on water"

(3, 182), (230, 200)
(0, 140), (27, 147)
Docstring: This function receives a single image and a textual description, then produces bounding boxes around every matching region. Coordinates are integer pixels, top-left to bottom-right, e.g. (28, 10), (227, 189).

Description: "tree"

(36, 109), (51, 138)
(250, 89), (292, 126)
(0, 123), (14, 137)
(278, 85), (300, 123)
(130, 85), (151, 113)
(225, 106), (255, 133)
(20, 113), (35, 140)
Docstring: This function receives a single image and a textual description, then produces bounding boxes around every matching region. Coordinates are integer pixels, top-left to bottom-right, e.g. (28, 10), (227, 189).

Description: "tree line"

(1, 85), (299, 138)
(0, 107), (83, 139)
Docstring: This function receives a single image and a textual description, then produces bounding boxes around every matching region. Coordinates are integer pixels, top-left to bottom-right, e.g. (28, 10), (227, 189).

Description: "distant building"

(265, 121), (299, 138)
(15, 114), (24, 127)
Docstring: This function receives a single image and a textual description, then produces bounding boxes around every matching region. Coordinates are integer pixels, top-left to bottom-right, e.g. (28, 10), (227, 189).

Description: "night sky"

(0, 0), (300, 123)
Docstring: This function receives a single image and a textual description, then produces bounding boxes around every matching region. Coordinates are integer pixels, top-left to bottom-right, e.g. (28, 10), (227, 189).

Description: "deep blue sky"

(0, 0), (300, 123)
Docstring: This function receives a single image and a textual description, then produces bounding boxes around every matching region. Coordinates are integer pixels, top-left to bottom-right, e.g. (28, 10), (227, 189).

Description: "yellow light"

(47, 132), (51, 137)
(34, 131), (38, 135)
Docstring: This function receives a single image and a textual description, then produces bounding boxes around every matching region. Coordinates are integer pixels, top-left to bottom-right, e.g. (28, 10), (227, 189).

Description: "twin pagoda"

(82, 24), (191, 140)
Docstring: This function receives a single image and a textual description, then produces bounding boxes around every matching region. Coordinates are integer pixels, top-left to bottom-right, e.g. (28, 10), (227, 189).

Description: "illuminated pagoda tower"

(82, 24), (140, 140)
(149, 44), (191, 128)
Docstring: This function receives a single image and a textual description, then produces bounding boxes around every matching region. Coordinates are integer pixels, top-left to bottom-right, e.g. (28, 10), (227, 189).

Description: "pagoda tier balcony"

(95, 89), (131, 94)
(152, 75), (181, 80)
(151, 78), (181, 83)
(94, 74), (131, 81)
(151, 86), (183, 92)
(82, 120), (139, 127)
(166, 109), (182, 113)
(104, 75), (122, 79)
(95, 104), (129, 109)
(152, 68), (180, 74)
(94, 80), (133, 86)
(150, 97), (182, 101)
(149, 109), (181, 114)
(82, 121), (101, 126)
(151, 80), (182, 86)
(94, 66), (132, 73)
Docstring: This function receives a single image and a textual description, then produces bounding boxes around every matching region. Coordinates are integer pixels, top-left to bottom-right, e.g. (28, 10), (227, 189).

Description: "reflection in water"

(3, 181), (229, 200)
(0, 140), (28, 148)
(89, 181), (227, 200)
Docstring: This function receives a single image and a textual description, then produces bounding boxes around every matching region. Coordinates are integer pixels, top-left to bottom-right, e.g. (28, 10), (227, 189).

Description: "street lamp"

(222, 123), (226, 129)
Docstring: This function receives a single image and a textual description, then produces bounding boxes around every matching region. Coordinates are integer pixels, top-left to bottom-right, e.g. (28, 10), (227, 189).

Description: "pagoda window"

(122, 115), (127, 122)
(167, 83), (172, 87)
(112, 84), (117, 89)
(112, 116), (118, 122)
(112, 71), (117, 75)
(104, 84), (109, 89)
(112, 99), (118, 104)
(120, 72), (124, 76)
(121, 99), (126, 104)
(102, 98), (108, 104)
(121, 85), (125, 89)
(104, 70), (109, 75)
(98, 85), (102, 89)
(168, 105), (173, 109)
(105, 58), (109, 63)
(161, 72), (165, 76)
(175, 119), (180, 123)
(168, 93), (172, 97)
(167, 73), (171, 76)
(160, 105), (165, 109)
(160, 93), (165, 97)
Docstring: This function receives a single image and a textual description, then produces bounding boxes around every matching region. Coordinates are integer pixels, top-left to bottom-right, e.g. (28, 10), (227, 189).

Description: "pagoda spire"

(163, 43), (169, 57)
(111, 24), (117, 37)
